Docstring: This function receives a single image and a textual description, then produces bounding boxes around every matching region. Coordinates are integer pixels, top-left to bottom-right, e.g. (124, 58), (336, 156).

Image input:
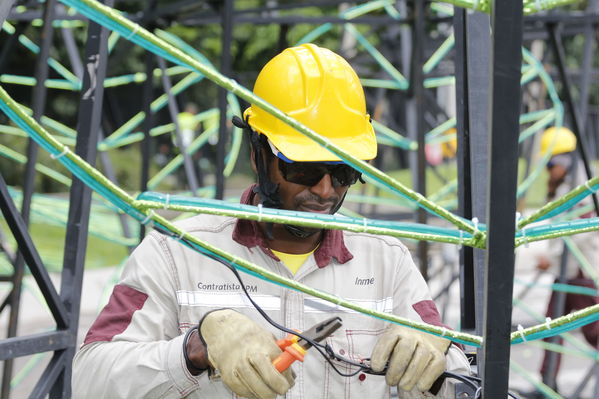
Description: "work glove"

(370, 324), (450, 393)
(199, 309), (295, 399)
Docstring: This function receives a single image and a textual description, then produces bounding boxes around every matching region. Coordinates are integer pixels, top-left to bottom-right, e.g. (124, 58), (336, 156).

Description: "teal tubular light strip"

(58, 0), (477, 235)
(0, 83), (481, 347)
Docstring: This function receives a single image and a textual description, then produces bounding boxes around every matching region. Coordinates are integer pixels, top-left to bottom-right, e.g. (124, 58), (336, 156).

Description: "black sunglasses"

(277, 160), (362, 187)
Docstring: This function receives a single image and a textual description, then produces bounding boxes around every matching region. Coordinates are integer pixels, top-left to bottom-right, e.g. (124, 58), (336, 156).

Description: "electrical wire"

(154, 227), (492, 393)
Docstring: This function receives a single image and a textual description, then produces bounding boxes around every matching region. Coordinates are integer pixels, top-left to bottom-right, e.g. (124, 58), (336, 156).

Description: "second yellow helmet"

(540, 126), (577, 156)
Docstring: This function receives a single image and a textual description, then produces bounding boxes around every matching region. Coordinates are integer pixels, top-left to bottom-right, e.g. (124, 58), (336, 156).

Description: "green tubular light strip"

(99, 108), (219, 151)
(515, 217), (599, 247)
(0, 85), (483, 348)
(102, 72), (203, 146)
(0, 144), (72, 186)
(103, 66), (189, 88)
(429, 180), (458, 203)
(519, 109), (555, 124)
(563, 236), (599, 288)
(134, 193), (479, 247)
(371, 120), (416, 150)
(523, 0), (582, 14)
(0, 75), (78, 90)
(224, 93), (243, 177)
(344, 24), (409, 90)
(147, 125), (218, 189)
(509, 362), (561, 399)
(518, 176), (599, 228)
(515, 278), (599, 297)
(154, 28), (243, 176)
(2, 22), (79, 84)
(341, 0), (397, 20)
(423, 76), (455, 89)
(510, 302), (599, 344)
(515, 48), (565, 201)
(360, 79), (404, 90)
(345, 193), (416, 209)
(517, 110), (556, 144)
(58, 0), (477, 236)
(513, 297), (591, 353)
(527, 339), (599, 361)
(423, 35), (455, 75)
(425, 118), (456, 141)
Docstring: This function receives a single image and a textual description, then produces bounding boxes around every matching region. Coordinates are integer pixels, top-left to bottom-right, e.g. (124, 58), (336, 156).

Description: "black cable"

(155, 225), (483, 387)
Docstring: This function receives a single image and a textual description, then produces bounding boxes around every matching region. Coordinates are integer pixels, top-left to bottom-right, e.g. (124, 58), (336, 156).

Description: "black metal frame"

(0, 1), (598, 398)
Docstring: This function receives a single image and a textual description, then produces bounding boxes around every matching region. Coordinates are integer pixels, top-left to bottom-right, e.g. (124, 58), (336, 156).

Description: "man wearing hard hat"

(73, 44), (470, 399)
(531, 127), (599, 393)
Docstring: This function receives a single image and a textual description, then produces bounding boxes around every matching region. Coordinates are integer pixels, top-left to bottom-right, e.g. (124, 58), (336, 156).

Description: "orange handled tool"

(272, 316), (342, 372)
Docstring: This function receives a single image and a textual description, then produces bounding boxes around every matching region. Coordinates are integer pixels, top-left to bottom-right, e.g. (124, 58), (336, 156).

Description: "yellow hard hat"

(540, 126), (577, 156)
(243, 43), (377, 162)
(441, 128), (457, 159)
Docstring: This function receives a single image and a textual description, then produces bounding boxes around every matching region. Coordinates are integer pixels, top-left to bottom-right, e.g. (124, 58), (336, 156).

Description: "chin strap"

(233, 116), (281, 239)
(232, 116), (349, 240)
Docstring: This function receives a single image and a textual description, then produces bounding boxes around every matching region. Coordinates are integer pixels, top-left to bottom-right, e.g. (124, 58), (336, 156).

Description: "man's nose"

(309, 173), (336, 199)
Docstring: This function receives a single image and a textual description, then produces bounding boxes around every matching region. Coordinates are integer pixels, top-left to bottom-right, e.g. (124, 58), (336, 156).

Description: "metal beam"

(2, 2), (58, 395)
(0, 0), (17, 27)
(0, 175), (68, 326)
(49, 3), (112, 395)
(31, 351), (68, 399)
(453, 7), (476, 332)
(547, 23), (599, 215)
(411, 0), (428, 279)
(215, 0), (233, 200)
(481, 1), (522, 398)
(0, 331), (72, 361)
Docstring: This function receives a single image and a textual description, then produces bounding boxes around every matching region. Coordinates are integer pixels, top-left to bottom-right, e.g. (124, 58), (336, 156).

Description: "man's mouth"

(298, 203), (334, 213)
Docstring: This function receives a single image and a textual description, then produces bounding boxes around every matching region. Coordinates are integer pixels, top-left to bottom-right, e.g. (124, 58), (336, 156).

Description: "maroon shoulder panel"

(413, 299), (464, 349)
(83, 284), (149, 345)
(412, 300), (444, 327)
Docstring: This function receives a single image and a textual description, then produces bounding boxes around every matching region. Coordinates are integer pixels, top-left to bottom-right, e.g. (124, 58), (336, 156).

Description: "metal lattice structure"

(1, 1), (599, 398)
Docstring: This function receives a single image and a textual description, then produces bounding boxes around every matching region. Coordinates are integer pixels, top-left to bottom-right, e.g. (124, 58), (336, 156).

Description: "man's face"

(266, 154), (351, 215)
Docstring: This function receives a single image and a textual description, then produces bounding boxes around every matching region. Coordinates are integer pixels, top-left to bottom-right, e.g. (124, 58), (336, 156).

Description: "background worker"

(72, 44), (470, 399)
(531, 127), (599, 393)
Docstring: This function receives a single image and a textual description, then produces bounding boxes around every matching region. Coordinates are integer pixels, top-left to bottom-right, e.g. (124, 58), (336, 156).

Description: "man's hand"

(370, 325), (450, 392)
(199, 309), (295, 399)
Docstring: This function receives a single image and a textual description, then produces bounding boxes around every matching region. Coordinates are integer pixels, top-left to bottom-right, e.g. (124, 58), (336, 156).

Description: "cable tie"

(522, 227), (530, 248)
(126, 24), (140, 40)
(585, 180), (597, 193)
(141, 211), (154, 225)
(164, 193), (170, 209)
(517, 324), (527, 342)
(472, 217), (479, 232)
(141, 212), (153, 225)
(440, 327), (447, 337)
(362, 218), (368, 230)
(545, 317), (552, 330)
(515, 212), (522, 228)
(257, 203), (263, 222)
(458, 230), (464, 250)
(178, 231), (185, 240)
(51, 146), (69, 160)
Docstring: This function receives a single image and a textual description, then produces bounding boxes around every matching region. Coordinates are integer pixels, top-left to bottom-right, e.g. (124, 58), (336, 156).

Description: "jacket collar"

(232, 185), (353, 268)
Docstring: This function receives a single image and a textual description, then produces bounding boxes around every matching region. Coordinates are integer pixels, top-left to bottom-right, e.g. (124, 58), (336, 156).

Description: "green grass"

(0, 220), (129, 274)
